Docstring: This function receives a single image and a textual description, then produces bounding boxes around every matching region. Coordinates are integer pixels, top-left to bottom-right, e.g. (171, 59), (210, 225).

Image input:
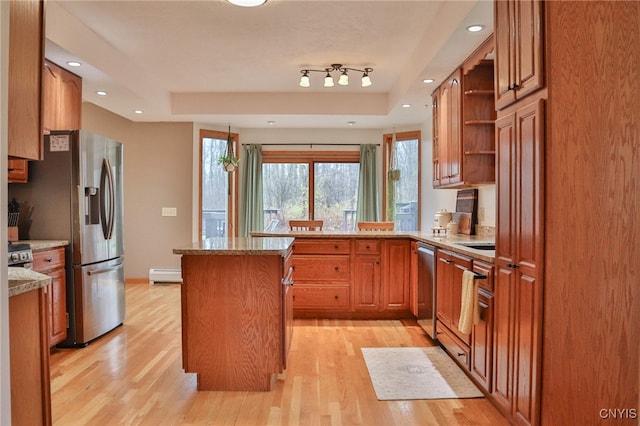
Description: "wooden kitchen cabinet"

(33, 247), (68, 347)
(9, 287), (52, 425)
(470, 260), (494, 393)
(382, 239), (411, 312)
(432, 36), (495, 188)
(494, 0), (544, 110)
(436, 68), (462, 187)
(43, 59), (83, 131)
(436, 249), (472, 345)
(493, 99), (544, 425)
(8, 159), (29, 183)
(291, 238), (351, 314)
(8, 0), (45, 160)
(352, 239), (381, 311)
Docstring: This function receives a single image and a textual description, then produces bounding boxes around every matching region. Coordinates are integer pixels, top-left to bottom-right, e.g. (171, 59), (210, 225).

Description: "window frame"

(262, 150), (360, 221)
(382, 130), (422, 229)
(199, 129), (239, 238)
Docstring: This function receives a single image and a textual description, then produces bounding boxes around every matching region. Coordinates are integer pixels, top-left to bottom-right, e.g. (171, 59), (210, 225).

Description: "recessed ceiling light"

(402, 104), (411, 108)
(66, 61), (81, 67)
(267, 121), (275, 125)
(466, 24), (485, 33)
(423, 78), (434, 84)
(134, 109), (143, 114)
(347, 121), (356, 126)
(96, 91), (107, 96)
(226, 0), (267, 6)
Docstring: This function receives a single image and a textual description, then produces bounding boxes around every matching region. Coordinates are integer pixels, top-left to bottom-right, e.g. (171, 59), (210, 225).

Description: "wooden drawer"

(292, 255), (350, 281)
(33, 247), (65, 273)
(472, 260), (494, 293)
(354, 239), (381, 255)
(292, 286), (350, 309)
(437, 322), (470, 370)
(293, 239), (350, 255)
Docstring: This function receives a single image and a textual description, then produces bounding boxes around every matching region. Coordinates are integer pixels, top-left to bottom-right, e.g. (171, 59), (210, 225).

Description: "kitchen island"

(173, 237), (294, 391)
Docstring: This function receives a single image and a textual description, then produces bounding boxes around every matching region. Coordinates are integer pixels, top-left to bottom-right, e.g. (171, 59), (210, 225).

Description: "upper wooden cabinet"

(8, 0), (45, 160)
(43, 59), (83, 131)
(8, 159), (29, 183)
(494, 0), (544, 110)
(432, 36), (496, 189)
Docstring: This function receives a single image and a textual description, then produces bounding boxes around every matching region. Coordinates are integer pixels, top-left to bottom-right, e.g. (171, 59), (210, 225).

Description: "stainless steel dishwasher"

(417, 243), (437, 340)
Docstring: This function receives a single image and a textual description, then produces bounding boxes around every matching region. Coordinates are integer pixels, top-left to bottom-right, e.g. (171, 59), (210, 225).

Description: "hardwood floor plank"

(50, 283), (508, 425)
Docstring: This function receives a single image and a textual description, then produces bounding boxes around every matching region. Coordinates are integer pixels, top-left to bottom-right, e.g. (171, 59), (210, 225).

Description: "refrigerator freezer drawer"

(72, 257), (125, 345)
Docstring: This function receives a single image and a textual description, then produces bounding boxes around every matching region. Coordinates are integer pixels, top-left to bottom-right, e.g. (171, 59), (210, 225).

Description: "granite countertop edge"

(252, 230), (495, 263)
(173, 237), (295, 256)
(8, 267), (52, 297)
(12, 240), (69, 251)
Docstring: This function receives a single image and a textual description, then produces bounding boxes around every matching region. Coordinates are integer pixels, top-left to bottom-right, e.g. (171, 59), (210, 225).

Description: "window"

(262, 151), (359, 232)
(384, 131), (421, 231)
(200, 129), (238, 239)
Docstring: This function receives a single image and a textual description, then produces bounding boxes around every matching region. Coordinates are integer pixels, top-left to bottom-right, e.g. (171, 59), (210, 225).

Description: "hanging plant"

(218, 125), (239, 172)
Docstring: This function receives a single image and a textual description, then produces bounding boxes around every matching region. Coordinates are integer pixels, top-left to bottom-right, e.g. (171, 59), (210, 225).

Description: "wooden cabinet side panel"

(8, 0), (44, 160)
(181, 254), (283, 391)
(59, 70), (83, 129)
(9, 289), (51, 426)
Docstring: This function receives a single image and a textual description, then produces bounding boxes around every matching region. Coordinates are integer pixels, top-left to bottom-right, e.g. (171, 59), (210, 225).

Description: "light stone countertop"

(173, 237), (294, 256)
(253, 230), (495, 263)
(12, 240), (69, 251)
(8, 267), (52, 297)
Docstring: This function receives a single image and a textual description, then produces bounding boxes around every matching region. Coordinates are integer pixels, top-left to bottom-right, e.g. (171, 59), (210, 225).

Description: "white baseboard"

(148, 268), (182, 284)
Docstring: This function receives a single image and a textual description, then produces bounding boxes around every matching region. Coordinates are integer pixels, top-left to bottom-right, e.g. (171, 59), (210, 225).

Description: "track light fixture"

(299, 64), (374, 88)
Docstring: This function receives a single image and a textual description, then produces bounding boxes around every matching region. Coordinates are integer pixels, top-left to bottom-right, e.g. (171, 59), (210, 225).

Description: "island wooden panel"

(180, 253), (287, 391)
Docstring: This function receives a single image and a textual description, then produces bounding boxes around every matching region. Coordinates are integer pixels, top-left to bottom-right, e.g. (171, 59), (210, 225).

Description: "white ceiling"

(44, 0), (494, 130)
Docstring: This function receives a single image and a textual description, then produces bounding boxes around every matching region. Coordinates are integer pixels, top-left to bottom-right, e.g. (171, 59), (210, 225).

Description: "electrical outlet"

(162, 207), (177, 217)
(478, 207), (486, 222)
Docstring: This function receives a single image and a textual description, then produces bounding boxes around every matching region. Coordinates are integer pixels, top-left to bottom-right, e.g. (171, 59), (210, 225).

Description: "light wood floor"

(50, 283), (508, 426)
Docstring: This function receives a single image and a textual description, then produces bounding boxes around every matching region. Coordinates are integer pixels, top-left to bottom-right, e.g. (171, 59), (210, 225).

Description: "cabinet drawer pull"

(334, 266), (340, 271)
(457, 352), (465, 357)
(366, 245), (370, 249)
(506, 263), (519, 269)
(334, 295), (339, 300)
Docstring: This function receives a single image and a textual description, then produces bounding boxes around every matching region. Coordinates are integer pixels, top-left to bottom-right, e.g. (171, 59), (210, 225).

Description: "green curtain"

(356, 144), (379, 222)
(239, 144), (263, 237)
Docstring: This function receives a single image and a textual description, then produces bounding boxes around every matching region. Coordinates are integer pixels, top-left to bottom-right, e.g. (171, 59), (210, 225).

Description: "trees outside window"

(262, 151), (359, 232)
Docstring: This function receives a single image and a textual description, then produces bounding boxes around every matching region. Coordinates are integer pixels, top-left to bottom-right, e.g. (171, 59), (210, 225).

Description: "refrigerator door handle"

(87, 263), (123, 276)
(100, 158), (115, 240)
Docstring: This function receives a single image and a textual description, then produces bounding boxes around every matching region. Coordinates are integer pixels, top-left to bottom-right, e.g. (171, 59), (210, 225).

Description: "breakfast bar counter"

(173, 237), (294, 391)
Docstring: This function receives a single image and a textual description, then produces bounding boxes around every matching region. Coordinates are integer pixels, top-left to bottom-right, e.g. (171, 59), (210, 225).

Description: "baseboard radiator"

(148, 268), (182, 284)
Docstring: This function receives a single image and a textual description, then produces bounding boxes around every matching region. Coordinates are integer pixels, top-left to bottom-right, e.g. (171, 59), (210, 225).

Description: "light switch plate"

(162, 207), (177, 217)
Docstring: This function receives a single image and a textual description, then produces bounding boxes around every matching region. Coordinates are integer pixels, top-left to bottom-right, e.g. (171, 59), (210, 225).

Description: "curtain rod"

(247, 143), (380, 147)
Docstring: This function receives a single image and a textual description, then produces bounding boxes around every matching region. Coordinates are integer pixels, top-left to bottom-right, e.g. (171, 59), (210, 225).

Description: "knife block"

(8, 226), (18, 242)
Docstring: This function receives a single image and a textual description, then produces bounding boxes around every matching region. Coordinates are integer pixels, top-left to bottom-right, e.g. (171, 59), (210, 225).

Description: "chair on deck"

(357, 221), (395, 231)
(289, 220), (324, 231)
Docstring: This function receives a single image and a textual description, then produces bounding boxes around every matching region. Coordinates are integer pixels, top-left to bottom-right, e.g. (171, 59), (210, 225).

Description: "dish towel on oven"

(458, 270), (480, 334)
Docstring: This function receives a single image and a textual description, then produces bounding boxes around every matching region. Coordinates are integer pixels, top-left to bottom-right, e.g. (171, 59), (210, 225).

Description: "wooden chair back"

(289, 220), (324, 231)
(357, 221), (395, 231)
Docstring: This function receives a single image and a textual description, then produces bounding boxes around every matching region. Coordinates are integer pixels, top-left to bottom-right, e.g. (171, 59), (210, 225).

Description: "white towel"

(458, 270), (480, 335)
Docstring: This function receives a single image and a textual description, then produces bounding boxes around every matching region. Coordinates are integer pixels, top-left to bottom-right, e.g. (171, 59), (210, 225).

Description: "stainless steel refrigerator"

(10, 130), (125, 347)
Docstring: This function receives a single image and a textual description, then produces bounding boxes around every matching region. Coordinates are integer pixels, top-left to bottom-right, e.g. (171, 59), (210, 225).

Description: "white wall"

(1, 1), (11, 422)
